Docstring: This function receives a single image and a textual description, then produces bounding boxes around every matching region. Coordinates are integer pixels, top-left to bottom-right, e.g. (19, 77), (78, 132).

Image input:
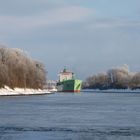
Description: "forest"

(83, 65), (140, 90)
(0, 46), (46, 89)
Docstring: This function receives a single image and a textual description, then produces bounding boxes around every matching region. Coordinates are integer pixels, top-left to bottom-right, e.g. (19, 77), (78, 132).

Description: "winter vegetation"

(0, 46), (46, 90)
(83, 65), (140, 90)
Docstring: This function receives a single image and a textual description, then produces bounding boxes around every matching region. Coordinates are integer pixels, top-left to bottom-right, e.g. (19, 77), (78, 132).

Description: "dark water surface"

(0, 92), (140, 140)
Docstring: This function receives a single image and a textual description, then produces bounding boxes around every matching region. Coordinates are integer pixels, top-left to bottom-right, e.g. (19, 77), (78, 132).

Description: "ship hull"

(57, 79), (82, 92)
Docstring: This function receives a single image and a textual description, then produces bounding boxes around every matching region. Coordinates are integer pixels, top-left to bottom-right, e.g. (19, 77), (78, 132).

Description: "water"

(0, 92), (140, 140)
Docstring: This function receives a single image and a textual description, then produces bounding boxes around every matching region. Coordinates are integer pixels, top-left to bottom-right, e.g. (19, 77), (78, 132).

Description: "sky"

(0, 0), (140, 80)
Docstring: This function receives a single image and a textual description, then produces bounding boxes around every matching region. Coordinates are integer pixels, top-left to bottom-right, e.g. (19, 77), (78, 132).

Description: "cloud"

(88, 18), (140, 30)
(0, 6), (93, 34)
(44, 6), (93, 25)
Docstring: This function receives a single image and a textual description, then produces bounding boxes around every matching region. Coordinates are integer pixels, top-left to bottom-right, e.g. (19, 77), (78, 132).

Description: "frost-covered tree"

(130, 72), (140, 89)
(84, 65), (140, 90)
(0, 46), (46, 89)
(107, 65), (131, 89)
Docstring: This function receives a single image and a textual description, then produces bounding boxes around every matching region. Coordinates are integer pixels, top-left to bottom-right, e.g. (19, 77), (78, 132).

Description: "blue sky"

(0, 0), (140, 80)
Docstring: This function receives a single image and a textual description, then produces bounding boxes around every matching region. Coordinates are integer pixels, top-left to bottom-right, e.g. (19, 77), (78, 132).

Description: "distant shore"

(82, 89), (140, 93)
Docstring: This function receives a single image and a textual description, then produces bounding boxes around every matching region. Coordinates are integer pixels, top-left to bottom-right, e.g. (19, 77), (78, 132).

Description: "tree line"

(0, 46), (46, 89)
(83, 65), (140, 90)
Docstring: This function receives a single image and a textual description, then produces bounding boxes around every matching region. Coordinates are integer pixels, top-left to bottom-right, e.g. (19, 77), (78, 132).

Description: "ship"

(56, 68), (82, 92)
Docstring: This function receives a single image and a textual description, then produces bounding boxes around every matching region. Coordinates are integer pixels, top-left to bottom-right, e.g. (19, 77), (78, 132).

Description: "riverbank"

(82, 89), (140, 93)
(0, 86), (52, 96)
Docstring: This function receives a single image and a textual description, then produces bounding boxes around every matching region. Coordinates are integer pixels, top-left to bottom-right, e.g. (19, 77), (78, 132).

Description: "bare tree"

(84, 65), (139, 90)
(130, 72), (140, 89)
(0, 46), (46, 89)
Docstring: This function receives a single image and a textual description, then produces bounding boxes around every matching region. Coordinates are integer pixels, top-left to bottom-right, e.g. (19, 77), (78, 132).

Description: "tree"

(84, 65), (138, 90)
(130, 72), (140, 89)
(0, 46), (47, 89)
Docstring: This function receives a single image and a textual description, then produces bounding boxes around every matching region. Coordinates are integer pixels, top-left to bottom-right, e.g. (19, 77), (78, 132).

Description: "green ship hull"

(57, 79), (82, 92)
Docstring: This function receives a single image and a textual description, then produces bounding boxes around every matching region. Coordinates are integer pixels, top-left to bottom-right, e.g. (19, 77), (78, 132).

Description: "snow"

(0, 86), (53, 96)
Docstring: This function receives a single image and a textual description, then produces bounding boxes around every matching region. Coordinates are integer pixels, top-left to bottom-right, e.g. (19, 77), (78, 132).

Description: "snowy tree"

(0, 46), (46, 89)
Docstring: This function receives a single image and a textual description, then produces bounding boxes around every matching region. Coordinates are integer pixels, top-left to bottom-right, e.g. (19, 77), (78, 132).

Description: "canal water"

(0, 92), (140, 140)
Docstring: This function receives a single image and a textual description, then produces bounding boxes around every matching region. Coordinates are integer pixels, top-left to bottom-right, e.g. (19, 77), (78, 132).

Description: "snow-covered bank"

(0, 86), (53, 96)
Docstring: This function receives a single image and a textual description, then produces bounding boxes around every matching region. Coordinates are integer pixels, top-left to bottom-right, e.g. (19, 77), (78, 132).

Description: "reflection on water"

(0, 92), (140, 140)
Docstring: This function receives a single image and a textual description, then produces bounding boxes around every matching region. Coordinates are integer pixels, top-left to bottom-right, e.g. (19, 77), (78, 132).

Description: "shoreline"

(0, 86), (54, 96)
(82, 89), (140, 93)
